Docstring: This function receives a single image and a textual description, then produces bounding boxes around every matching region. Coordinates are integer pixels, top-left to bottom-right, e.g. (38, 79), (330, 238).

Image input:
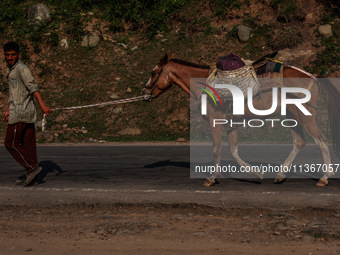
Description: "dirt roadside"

(1, 203), (340, 255)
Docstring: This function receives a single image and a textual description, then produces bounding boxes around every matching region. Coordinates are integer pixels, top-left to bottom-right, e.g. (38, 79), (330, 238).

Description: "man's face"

(4, 50), (19, 67)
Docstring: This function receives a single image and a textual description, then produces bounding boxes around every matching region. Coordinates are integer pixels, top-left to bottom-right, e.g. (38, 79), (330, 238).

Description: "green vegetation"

(302, 227), (329, 239)
(270, 0), (300, 22)
(310, 36), (340, 75)
(308, 18), (340, 75)
(271, 25), (303, 50)
(101, 0), (190, 37)
(210, 0), (243, 18)
(0, 0), (191, 41)
(0, 72), (7, 93)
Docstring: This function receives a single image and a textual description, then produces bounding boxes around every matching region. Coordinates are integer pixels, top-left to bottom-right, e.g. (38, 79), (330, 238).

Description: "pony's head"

(142, 54), (174, 100)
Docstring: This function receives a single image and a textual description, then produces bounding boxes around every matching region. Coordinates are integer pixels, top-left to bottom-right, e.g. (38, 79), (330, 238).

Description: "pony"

(142, 54), (340, 187)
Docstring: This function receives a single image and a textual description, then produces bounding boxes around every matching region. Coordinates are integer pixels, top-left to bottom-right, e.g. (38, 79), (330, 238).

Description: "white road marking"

(320, 193), (340, 197)
(0, 186), (339, 197)
(194, 191), (220, 194)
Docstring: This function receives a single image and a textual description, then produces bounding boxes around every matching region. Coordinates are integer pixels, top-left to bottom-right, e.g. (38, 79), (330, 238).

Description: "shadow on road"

(144, 160), (190, 169)
(38, 160), (65, 184)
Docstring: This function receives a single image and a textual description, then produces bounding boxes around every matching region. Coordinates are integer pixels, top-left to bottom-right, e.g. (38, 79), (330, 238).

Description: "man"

(3, 41), (52, 186)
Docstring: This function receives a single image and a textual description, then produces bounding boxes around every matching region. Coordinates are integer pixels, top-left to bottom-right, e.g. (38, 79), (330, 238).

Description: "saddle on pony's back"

(216, 53), (245, 71)
(253, 51), (284, 91)
(206, 52), (284, 101)
(206, 53), (260, 101)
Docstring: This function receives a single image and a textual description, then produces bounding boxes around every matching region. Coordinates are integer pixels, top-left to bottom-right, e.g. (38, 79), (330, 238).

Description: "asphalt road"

(1, 144), (340, 210)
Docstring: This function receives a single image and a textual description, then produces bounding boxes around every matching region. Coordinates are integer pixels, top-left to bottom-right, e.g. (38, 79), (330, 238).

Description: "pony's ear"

(160, 54), (168, 65)
(170, 53), (175, 59)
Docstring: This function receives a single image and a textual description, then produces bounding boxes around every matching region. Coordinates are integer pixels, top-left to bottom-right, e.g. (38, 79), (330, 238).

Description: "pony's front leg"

(202, 118), (223, 187)
(227, 128), (263, 180)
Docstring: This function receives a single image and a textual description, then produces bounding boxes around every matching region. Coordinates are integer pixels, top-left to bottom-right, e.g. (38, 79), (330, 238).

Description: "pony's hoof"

(254, 171), (263, 181)
(316, 178), (328, 187)
(274, 178), (286, 184)
(202, 178), (215, 187)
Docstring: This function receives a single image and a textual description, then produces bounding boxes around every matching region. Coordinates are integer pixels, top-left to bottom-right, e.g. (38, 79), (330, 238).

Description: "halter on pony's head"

(142, 54), (174, 100)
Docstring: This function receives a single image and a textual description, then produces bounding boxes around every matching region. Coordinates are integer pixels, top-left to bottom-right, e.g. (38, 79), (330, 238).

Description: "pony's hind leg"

(227, 128), (263, 180)
(274, 124), (306, 183)
(302, 117), (333, 187)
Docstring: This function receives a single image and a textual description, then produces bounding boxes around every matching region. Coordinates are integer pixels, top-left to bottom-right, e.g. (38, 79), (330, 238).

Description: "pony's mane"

(170, 59), (210, 70)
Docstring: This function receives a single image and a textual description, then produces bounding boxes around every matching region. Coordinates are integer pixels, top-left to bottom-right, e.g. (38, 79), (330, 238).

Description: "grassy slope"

(0, 0), (338, 143)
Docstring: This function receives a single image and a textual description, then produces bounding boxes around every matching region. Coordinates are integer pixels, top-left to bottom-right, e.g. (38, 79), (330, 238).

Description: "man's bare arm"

(33, 91), (52, 116)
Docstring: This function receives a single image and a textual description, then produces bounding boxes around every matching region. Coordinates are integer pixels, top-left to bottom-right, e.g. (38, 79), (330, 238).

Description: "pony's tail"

(318, 77), (340, 157)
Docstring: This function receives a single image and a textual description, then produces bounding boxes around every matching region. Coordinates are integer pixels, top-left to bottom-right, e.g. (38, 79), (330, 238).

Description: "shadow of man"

(37, 160), (65, 184)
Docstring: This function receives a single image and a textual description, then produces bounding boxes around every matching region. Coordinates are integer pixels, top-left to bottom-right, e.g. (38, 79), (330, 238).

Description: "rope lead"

(42, 96), (145, 133)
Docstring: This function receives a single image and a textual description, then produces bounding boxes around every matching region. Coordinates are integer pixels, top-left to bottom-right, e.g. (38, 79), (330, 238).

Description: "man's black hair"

(3, 41), (20, 52)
